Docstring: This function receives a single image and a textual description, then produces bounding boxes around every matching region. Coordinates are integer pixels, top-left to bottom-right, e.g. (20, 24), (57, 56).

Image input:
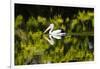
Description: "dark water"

(24, 34), (94, 64)
(14, 4), (94, 65)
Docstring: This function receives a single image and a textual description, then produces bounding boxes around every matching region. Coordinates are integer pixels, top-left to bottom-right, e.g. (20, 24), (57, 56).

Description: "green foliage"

(49, 15), (63, 29)
(15, 15), (23, 28)
(37, 16), (47, 25)
(15, 10), (94, 65)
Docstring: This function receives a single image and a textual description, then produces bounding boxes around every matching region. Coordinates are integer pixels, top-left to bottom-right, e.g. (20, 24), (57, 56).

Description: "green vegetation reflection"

(15, 8), (94, 65)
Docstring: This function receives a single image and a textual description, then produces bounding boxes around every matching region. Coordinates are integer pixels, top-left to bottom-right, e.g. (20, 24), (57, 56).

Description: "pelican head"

(44, 24), (54, 34)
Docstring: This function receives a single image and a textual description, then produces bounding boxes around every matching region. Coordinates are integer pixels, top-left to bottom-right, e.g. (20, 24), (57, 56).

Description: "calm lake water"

(15, 4), (94, 65)
(24, 33), (94, 64)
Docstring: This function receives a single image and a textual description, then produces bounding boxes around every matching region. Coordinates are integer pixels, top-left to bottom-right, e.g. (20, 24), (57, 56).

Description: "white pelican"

(44, 23), (66, 39)
(43, 23), (66, 45)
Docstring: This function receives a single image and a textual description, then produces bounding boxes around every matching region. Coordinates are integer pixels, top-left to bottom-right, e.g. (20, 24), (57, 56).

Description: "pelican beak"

(44, 25), (50, 33)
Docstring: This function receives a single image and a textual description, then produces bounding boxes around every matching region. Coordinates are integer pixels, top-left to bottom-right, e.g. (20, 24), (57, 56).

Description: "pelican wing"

(52, 30), (61, 34)
(52, 30), (66, 36)
(57, 33), (66, 36)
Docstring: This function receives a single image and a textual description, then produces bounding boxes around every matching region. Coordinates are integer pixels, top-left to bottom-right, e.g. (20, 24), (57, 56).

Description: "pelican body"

(44, 24), (66, 39)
